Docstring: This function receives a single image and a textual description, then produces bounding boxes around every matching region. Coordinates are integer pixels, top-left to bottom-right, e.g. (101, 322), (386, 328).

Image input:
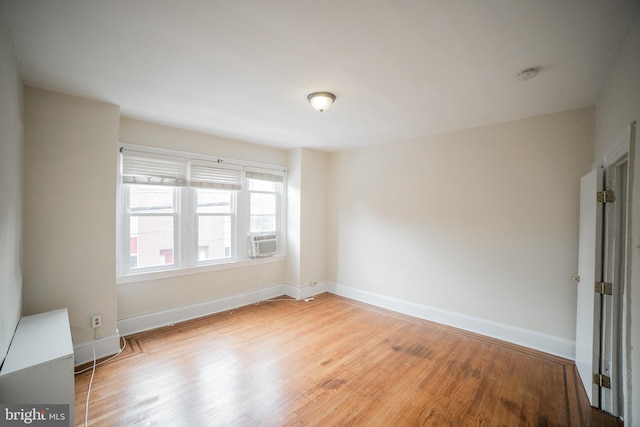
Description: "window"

(125, 185), (178, 270)
(118, 146), (286, 277)
(195, 188), (234, 262)
(247, 171), (283, 234)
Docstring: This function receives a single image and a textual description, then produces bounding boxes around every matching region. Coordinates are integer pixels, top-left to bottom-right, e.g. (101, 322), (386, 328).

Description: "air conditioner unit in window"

(249, 233), (278, 258)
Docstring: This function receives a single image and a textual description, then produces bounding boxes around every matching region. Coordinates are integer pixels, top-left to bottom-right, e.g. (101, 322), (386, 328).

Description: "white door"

(575, 167), (603, 406)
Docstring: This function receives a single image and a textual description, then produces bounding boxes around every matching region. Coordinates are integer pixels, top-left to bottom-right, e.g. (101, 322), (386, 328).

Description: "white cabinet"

(0, 308), (75, 426)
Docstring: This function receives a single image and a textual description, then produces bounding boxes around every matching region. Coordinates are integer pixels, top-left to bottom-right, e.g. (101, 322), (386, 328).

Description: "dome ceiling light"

(307, 92), (336, 112)
(516, 67), (539, 81)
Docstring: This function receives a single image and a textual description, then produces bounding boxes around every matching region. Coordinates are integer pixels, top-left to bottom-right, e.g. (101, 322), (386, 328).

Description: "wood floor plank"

(75, 293), (623, 426)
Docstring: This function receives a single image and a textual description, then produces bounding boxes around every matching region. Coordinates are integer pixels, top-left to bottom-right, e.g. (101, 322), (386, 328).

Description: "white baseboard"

(116, 281), (573, 361)
(73, 333), (122, 366)
(328, 282), (575, 360)
(118, 284), (290, 337)
(284, 281), (332, 299)
(118, 282), (332, 338)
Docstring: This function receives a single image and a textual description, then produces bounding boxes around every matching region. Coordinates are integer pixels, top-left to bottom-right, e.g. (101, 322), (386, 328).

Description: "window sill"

(117, 255), (286, 285)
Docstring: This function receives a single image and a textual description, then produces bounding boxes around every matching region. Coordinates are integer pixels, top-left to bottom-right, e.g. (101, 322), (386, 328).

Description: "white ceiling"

(1, 1), (639, 151)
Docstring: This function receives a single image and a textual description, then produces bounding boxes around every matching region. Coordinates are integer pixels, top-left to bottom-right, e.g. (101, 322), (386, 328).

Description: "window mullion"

(179, 186), (191, 267)
(237, 182), (249, 258)
(276, 183), (282, 237)
(122, 185), (131, 275)
(129, 212), (177, 217)
(278, 182), (285, 256)
(231, 192), (238, 259)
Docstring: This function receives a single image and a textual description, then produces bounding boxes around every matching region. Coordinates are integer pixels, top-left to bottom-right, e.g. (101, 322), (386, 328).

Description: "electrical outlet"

(91, 314), (102, 329)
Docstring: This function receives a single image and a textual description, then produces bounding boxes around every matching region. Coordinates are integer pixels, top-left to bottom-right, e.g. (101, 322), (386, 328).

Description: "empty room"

(1, 1), (640, 426)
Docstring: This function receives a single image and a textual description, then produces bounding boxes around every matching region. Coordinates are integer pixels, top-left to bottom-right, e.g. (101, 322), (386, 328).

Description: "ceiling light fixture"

(516, 67), (539, 81)
(307, 92), (336, 112)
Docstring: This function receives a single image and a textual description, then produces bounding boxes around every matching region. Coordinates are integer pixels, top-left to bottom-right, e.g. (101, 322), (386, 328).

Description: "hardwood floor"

(75, 293), (622, 426)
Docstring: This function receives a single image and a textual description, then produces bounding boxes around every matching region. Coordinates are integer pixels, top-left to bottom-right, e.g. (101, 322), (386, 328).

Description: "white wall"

(117, 118), (288, 320)
(23, 87), (119, 347)
(120, 118), (288, 165)
(594, 12), (640, 425)
(328, 107), (594, 357)
(286, 148), (328, 288)
(0, 21), (23, 364)
(286, 149), (302, 286)
(299, 148), (328, 287)
(118, 262), (286, 318)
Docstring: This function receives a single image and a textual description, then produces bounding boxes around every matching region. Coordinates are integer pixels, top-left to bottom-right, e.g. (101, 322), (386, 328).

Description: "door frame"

(601, 153), (628, 416)
(599, 124), (634, 417)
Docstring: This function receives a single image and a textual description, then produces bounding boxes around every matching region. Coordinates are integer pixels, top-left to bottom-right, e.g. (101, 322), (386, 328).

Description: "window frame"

(247, 178), (282, 236)
(193, 187), (237, 264)
(121, 184), (181, 275)
(117, 144), (286, 281)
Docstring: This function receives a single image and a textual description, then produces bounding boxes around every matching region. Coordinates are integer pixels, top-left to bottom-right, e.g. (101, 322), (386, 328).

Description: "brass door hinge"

(595, 282), (613, 295)
(594, 373), (611, 389)
(597, 190), (615, 203)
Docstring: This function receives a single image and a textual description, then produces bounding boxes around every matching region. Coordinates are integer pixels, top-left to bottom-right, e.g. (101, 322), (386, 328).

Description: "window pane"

(129, 216), (175, 268)
(250, 215), (276, 233)
(198, 215), (231, 261)
(196, 189), (231, 213)
(250, 193), (275, 215)
(129, 185), (174, 213)
(249, 179), (276, 192)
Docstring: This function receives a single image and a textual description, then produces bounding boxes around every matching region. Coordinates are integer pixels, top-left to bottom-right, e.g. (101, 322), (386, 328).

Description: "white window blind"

(190, 161), (242, 190)
(245, 168), (285, 183)
(121, 149), (188, 186)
